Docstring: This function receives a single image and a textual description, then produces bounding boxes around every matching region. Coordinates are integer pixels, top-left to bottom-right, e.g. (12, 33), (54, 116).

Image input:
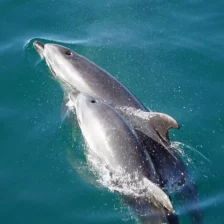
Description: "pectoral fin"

(61, 95), (73, 122)
(143, 177), (174, 214)
(61, 94), (79, 127)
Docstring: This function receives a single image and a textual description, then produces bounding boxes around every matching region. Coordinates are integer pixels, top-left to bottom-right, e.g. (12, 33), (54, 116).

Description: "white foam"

(85, 147), (164, 204)
(116, 106), (154, 121)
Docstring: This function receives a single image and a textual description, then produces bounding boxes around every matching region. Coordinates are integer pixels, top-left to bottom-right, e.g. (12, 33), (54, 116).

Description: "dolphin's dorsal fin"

(116, 107), (180, 145)
(149, 112), (180, 143)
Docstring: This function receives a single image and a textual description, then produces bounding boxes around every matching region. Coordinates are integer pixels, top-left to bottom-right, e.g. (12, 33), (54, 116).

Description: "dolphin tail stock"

(180, 181), (203, 224)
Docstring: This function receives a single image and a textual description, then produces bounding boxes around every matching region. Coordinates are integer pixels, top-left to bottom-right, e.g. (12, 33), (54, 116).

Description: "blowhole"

(91, 100), (97, 103)
(65, 50), (72, 56)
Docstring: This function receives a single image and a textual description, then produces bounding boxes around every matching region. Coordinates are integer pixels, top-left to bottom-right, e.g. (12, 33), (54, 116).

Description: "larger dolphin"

(33, 41), (202, 223)
(69, 92), (178, 224)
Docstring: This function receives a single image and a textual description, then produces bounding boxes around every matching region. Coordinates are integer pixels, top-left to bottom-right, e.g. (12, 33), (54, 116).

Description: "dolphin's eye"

(65, 50), (72, 56)
(91, 100), (97, 103)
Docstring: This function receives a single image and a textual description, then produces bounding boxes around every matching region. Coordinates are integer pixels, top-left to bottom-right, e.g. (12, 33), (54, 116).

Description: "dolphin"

(32, 41), (182, 185)
(33, 41), (202, 223)
(69, 92), (179, 224)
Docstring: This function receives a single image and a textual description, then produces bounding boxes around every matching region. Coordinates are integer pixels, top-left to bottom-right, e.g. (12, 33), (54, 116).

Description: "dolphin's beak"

(33, 41), (45, 58)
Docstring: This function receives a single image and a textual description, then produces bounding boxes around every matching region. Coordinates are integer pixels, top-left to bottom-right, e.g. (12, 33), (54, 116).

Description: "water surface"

(1, 0), (224, 223)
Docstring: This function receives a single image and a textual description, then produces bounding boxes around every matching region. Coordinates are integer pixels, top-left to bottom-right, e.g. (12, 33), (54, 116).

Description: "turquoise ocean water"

(1, 0), (224, 223)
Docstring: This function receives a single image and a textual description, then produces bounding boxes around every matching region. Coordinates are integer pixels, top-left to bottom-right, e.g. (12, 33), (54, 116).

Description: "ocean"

(1, 0), (224, 223)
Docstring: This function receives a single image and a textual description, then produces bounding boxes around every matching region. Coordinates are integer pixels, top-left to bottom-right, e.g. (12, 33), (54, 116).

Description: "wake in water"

(24, 37), (90, 49)
(177, 192), (224, 216)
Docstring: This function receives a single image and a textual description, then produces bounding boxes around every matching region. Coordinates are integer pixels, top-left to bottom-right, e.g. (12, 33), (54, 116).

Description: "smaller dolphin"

(68, 92), (178, 224)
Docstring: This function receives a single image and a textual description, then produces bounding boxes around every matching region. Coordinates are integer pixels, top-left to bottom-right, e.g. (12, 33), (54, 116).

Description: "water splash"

(86, 148), (175, 213)
(171, 142), (211, 165)
(170, 141), (213, 183)
(67, 138), (172, 211)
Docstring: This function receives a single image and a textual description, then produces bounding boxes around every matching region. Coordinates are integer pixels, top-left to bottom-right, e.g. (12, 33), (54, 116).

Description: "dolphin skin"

(33, 41), (202, 223)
